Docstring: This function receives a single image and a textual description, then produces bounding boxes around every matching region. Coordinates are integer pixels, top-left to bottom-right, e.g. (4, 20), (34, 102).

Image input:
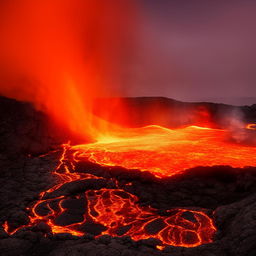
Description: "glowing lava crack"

(5, 124), (256, 249)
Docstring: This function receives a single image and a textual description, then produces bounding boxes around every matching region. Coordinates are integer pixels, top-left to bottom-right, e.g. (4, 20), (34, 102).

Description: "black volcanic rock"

(43, 179), (109, 199)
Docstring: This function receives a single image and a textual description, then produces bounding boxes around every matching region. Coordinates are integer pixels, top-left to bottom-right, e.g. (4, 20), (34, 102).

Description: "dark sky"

(125, 0), (256, 105)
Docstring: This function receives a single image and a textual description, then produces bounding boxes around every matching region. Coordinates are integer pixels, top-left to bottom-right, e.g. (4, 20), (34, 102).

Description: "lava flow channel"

(72, 125), (256, 178)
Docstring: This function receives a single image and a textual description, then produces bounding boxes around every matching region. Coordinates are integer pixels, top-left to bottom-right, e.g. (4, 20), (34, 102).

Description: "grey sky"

(124, 0), (256, 105)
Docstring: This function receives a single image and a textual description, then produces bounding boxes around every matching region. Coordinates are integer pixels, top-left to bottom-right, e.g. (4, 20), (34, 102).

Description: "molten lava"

(72, 125), (256, 178)
(3, 119), (256, 249)
(3, 136), (217, 249)
(87, 189), (215, 247)
(4, 124), (256, 248)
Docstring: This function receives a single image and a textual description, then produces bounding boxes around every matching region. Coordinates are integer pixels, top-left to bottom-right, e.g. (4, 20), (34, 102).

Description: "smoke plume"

(0, 0), (136, 139)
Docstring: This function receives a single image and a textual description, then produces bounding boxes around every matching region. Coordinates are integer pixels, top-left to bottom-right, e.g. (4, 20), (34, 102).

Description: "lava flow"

(4, 123), (256, 248)
(72, 124), (256, 178)
(87, 189), (215, 247)
(3, 130), (219, 248)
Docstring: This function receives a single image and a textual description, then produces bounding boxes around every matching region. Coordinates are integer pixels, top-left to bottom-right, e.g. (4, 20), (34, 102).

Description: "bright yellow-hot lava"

(72, 125), (256, 178)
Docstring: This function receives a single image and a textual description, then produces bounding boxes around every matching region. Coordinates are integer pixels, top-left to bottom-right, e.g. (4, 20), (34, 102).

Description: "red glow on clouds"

(0, 0), (136, 139)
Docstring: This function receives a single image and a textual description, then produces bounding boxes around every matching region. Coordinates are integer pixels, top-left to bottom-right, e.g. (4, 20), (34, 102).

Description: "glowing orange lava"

(3, 135), (217, 248)
(72, 125), (256, 178)
(87, 189), (216, 247)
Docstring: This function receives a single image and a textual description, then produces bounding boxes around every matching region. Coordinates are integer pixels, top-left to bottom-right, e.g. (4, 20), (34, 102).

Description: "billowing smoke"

(0, 0), (137, 139)
(219, 108), (256, 145)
